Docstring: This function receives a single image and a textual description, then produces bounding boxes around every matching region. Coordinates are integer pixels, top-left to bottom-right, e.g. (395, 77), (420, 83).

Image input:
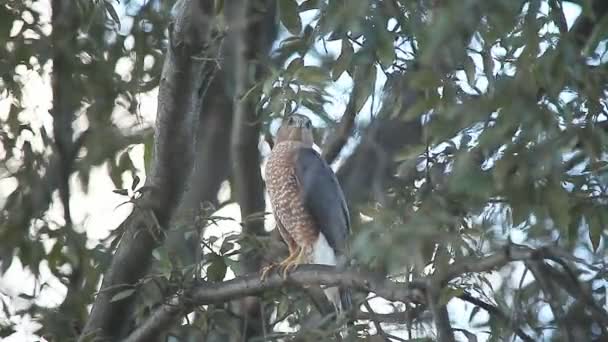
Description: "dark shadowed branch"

(425, 284), (455, 342)
(527, 260), (572, 342)
(227, 0), (277, 338)
(322, 89), (359, 164)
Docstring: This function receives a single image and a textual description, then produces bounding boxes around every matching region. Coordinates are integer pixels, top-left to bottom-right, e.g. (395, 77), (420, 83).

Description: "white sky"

(0, 1), (593, 341)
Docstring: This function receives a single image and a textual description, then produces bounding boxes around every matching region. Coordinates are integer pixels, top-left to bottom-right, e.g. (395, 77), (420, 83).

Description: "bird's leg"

(261, 244), (298, 281)
(260, 263), (277, 281)
(280, 246), (307, 279)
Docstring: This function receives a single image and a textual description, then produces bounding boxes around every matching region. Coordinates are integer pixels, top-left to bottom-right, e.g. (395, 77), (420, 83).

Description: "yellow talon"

(260, 264), (277, 281)
(279, 247), (306, 279)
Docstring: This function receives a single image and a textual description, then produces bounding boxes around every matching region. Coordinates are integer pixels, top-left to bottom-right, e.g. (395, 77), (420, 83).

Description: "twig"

(526, 260), (572, 342)
(322, 90), (359, 164)
(363, 300), (390, 341)
(458, 292), (534, 342)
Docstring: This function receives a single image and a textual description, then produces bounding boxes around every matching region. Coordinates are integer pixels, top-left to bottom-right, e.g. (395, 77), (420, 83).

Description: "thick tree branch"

(80, 1), (217, 339)
(337, 73), (422, 206)
(225, 0), (276, 338)
(126, 243), (603, 341)
(125, 265), (426, 342)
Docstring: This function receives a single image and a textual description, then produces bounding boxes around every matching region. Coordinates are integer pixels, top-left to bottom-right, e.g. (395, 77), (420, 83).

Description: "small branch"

(526, 260), (572, 342)
(458, 292), (534, 342)
(438, 244), (536, 286)
(363, 300), (410, 342)
(322, 92), (358, 164)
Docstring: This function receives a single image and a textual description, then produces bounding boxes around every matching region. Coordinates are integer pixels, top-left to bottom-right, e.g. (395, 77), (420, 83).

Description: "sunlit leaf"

(110, 289), (136, 303)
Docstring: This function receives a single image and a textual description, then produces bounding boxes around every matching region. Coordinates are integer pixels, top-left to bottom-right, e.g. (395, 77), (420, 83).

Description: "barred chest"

(265, 141), (318, 244)
(265, 142), (299, 205)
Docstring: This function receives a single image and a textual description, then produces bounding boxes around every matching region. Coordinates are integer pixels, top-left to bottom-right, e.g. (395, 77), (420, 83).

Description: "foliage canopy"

(0, 0), (607, 341)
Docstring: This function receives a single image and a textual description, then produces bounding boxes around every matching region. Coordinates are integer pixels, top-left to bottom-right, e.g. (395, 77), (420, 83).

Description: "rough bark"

(79, 0), (216, 339)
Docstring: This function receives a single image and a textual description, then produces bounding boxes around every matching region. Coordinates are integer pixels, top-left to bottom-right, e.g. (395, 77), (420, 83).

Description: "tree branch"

(526, 260), (572, 342)
(124, 244), (608, 341)
(226, 0), (276, 338)
(125, 265), (426, 342)
(79, 0), (217, 339)
(322, 91), (358, 164)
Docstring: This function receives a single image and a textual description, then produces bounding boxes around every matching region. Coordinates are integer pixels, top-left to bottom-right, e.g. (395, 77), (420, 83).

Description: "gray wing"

(294, 148), (350, 254)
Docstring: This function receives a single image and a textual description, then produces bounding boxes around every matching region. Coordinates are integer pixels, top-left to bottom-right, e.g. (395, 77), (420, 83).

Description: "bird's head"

(275, 114), (314, 147)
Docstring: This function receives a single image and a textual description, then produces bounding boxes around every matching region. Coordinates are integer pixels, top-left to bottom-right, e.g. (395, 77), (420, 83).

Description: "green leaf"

(464, 56), (476, 85)
(332, 39), (353, 81)
(143, 133), (154, 173)
(545, 185), (570, 230)
(567, 210), (582, 246)
(588, 213), (602, 252)
(297, 65), (329, 85)
(0, 325), (15, 338)
(351, 63), (376, 113)
(214, 0), (224, 14)
(285, 57), (304, 77)
(207, 253), (227, 282)
(438, 287), (464, 306)
(279, 0), (302, 35)
(110, 288), (136, 302)
(376, 30), (395, 68)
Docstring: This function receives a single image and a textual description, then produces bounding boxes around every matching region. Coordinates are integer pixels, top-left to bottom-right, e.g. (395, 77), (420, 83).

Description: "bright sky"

(0, 1), (588, 341)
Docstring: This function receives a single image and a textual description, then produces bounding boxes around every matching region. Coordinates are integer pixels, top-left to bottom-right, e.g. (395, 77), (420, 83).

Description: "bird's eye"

(287, 116), (295, 125)
(305, 121), (312, 129)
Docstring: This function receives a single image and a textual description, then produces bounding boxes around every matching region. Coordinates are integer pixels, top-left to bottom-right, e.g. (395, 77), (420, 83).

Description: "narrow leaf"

(113, 189), (129, 196)
(279, 0), (302, 35)
(104, 1), (121, 29)
(110, 289), (135, 302)
(131, 175), (140, 191)
(332, 39), (353, 81)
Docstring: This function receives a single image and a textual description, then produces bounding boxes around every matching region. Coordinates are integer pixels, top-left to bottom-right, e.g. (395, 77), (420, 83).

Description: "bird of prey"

(263, 113), (352, 314)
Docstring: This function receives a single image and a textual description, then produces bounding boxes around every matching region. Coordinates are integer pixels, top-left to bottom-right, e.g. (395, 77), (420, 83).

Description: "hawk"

(263, 113), (352, 314)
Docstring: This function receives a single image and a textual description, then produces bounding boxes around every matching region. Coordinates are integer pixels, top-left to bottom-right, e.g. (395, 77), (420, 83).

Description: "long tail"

(339, 287), (352, 315)
(325, 286), (354, 337)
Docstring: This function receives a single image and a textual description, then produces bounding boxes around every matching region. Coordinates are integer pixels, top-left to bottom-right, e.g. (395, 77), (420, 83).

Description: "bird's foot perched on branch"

(260, 263), (278, 282)
(279, 246), (306, 279)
